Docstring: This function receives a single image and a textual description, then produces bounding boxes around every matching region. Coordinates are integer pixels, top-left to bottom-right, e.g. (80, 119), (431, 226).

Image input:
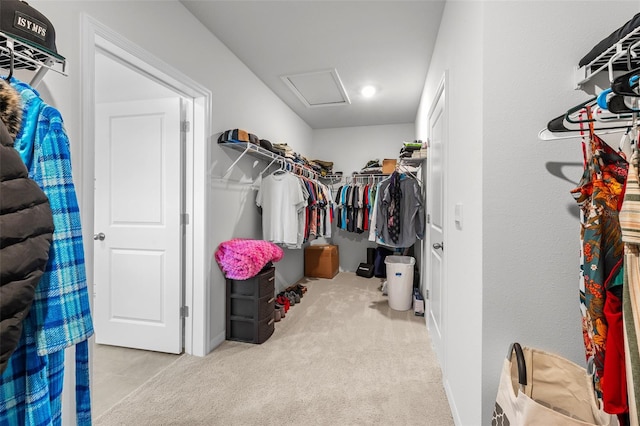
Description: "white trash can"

(385, 255), (415, 311)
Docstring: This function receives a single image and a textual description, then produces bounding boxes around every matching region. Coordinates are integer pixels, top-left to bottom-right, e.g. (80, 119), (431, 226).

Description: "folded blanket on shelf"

(215, 239), (284, 280)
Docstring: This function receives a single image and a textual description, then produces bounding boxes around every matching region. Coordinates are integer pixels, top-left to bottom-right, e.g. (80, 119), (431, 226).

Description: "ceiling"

(180, 1), (445, 129)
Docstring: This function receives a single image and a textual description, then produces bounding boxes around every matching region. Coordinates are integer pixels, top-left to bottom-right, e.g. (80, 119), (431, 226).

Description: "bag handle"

(507, 342), (527, 391)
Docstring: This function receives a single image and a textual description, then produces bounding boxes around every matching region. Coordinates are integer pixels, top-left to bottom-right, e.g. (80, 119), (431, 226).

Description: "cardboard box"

(382, 159), (397, 174)
(304, 245), (339, 279)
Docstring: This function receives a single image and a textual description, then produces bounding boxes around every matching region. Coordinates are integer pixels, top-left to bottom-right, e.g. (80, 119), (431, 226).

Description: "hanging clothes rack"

(0, 32), (67, 87)
(351, 173), (389, 183)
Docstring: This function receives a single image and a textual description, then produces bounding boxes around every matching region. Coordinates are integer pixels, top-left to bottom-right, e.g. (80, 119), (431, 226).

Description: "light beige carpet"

(95, 272), (454, 425)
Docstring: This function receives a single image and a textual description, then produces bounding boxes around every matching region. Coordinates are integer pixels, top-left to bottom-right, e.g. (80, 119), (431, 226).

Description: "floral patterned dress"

(571, 130), (628, 399)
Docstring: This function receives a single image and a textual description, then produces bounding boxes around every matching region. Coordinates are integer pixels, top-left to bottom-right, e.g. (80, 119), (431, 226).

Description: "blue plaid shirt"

(0, 79), (93, 425)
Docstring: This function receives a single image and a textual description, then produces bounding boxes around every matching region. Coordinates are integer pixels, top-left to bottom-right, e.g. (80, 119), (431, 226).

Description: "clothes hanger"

(563, 98), (633, 124)
(609, 38), (640, 96)
(592, 105), (635, 122)
(599, 44), (640, 113)
(3, 46), (14, 81)
(555, 97), (599, 126)
(612, 70), (640, 97)
(546, 96), (634, 132)
(604, 50), (625, 84)
(608, 94), (640, 114)
(272, 159), (287, 175)
(596, 47), (640, 111)
(541, 102), (633, 140)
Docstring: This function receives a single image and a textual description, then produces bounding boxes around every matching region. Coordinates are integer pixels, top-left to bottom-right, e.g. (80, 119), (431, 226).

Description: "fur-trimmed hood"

(0, 78), (22, 142)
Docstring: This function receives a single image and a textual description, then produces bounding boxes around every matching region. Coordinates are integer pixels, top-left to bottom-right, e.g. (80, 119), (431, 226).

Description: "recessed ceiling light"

(361, 85), (376, 98)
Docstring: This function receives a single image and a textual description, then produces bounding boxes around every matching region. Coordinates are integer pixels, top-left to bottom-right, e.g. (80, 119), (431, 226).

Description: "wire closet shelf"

(575, 25), (640, 88)
(0, 31), (67, 86)
(218, 142), (322, 181)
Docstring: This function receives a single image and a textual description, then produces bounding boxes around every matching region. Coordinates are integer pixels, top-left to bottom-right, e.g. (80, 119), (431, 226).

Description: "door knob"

(433, 242), (443, 250)
(93, 232), (106, 241)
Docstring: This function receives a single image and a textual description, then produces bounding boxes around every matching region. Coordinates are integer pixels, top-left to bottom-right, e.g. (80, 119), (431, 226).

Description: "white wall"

(481, 2), (640, 424)
(26, 1), (313, 423)
(418, 1), (640, 425)
(416, 1), (484, 423)
(311, 124), (415, 271)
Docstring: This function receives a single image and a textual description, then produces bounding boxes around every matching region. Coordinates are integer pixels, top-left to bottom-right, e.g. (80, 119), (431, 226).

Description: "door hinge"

(427, 214), (431, 224)
(181, 121), (191, 133)
(180, 306), (189, 317)
(181, 213), (189, 225)
(425, 289), (429, 299)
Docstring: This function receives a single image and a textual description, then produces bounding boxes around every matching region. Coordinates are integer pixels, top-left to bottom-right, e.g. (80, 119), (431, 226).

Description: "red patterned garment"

(571, 128), (628, 415)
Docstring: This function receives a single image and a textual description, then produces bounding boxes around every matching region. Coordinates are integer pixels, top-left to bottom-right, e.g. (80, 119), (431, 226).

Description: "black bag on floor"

(356, 263), (374, 278)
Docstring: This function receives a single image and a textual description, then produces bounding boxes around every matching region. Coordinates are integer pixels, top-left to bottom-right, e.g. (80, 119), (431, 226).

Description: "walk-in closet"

(4, 1), (640, 425)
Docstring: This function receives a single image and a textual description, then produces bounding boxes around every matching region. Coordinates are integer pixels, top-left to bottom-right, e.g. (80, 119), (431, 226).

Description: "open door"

(94, 97), (183, 354)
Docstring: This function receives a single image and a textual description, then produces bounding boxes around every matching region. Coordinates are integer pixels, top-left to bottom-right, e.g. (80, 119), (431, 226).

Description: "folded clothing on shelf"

(309, 159), (333, 176)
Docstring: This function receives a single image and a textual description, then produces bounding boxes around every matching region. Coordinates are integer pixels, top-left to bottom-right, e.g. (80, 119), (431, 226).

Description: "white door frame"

(80, 14), (212, 356)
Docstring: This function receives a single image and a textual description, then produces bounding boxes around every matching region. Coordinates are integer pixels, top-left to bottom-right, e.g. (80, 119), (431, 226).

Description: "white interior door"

(427, 81), (446, 364)
(94, 98), (183, 354)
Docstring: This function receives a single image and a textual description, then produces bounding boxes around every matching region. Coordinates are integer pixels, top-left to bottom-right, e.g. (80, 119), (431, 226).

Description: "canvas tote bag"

(492, 343), (616, 426)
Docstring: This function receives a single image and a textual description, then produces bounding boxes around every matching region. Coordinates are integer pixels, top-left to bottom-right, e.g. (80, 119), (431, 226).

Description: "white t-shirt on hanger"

(256, 172), (306, 246)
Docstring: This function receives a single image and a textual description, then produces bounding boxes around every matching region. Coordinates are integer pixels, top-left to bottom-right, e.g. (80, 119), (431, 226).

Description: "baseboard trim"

(443, 378), (461, 426)
(208, 331), (226, 354)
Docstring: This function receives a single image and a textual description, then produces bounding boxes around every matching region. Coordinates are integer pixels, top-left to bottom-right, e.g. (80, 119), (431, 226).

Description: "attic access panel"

(281, 68), (351, 108)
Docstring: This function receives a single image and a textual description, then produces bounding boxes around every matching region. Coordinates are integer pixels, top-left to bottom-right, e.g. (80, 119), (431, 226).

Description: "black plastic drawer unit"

(227, 315), (275, 344)
(226, 267), (275, 344)
(227, 267), (275, 297)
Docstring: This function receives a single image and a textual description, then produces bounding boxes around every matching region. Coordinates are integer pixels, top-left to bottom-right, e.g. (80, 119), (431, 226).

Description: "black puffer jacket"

(0, 79), (54, 374)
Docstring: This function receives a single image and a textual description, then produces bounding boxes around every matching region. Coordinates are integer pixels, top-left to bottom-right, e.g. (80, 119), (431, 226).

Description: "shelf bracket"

(222, 143), (252, 177)
(259, 157), (279, 176)
(29, 58), (54, 88)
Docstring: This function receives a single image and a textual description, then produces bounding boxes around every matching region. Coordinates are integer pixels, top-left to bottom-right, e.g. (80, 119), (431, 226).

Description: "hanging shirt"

(341, 185), (349, 230)
(257, 171), (307, 247)
(298, 178), (311, 248)
(386, 173), (402, 242)
(320, 183), (334, 238)
(369, 180), (383, 242)
(356, 184), (365, 233)
(620, 152), (640, 425)
(375, 174), (424, 248)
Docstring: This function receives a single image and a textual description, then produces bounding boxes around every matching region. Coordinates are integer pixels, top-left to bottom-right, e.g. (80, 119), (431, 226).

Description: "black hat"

(0, 0), (63, 61)
(259, 139), (273, 151)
